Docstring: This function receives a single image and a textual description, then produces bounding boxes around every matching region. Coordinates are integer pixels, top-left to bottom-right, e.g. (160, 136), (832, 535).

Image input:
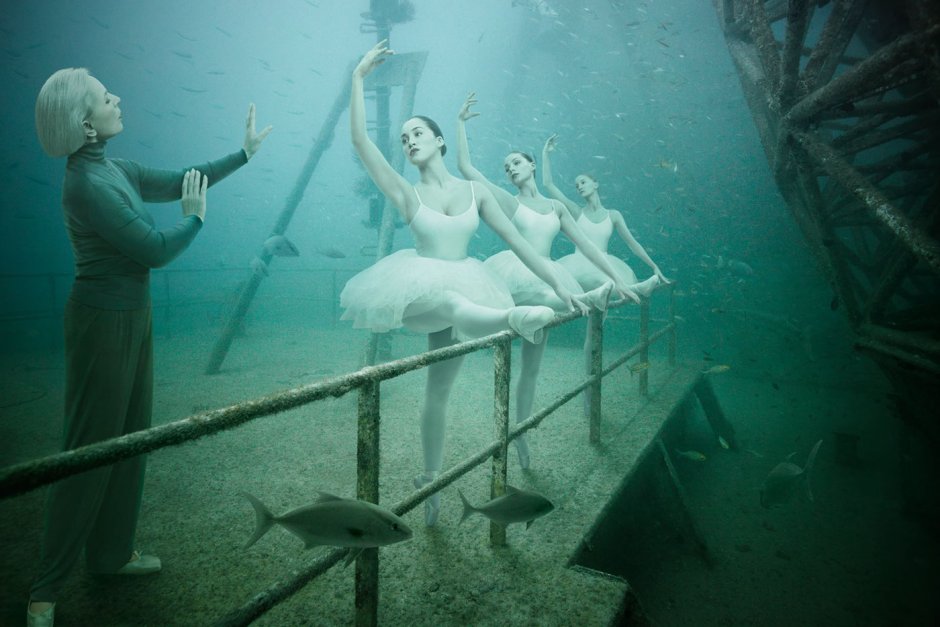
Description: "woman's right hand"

(181, 169), (208, 222)
(354, 39), (393, 79)
(458, 91), (480, 122)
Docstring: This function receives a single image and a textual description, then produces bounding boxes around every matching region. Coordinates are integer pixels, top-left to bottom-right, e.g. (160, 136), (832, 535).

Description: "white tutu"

(340, 249), (514, 333)
(484, 250), (584, 308)
(559, 252), (637, 290)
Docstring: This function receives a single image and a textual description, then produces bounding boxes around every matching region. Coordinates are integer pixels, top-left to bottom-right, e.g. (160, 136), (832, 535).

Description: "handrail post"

(490, 337), (511, 546)
(355, 379), (380, 627)
(668, 284), (677, 367)
(588, 309), (603, 444)
(639, 299), (650, 397)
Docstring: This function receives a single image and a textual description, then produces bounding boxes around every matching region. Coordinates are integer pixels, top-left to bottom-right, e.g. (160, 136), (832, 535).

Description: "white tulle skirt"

(483, 250), (583, 310)
(340, 249), (514, 334)
(558, 252), (637, 290)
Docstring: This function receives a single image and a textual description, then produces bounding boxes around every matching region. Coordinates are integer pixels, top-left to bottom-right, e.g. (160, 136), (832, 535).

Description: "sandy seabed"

(1, 316), (938, 626)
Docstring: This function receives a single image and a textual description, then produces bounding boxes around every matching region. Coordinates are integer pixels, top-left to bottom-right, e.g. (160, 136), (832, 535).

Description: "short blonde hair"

(35, 68), (94, 157)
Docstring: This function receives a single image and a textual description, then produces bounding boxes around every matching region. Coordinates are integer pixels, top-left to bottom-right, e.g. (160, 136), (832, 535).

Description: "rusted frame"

(787, 27), (938, 124)
(791, 129), (940, 274)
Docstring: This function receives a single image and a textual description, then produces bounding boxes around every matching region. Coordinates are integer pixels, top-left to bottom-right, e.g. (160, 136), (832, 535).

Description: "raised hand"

(243, 103), (272, 160)
(354, 39), (394, 79)
(458, 91), (480, 122)
(181, 169), (208, 222)
(543, 133), (559, 153)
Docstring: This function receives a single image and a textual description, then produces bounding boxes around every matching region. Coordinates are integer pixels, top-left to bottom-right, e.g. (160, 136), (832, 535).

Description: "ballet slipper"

(584, 281), (614, 313)
(508, 306), (555, 344)
(633, 275), (661, 298)
(413, 472), (440, 526)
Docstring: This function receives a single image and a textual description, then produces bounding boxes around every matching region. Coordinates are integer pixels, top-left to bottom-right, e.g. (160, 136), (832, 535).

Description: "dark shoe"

(91, 550), (161, 576)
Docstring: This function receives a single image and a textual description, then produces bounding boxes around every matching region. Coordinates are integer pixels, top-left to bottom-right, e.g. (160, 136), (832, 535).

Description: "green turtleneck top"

(62, 142), (247, 310)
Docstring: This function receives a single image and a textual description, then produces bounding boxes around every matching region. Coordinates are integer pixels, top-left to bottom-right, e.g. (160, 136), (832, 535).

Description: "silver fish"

(458, 485), (554, 529)
(242, 492), (412, 564)
(263, 234), (300, 257)
(760, 439), (822, 508)
(315, 245), (346, 259)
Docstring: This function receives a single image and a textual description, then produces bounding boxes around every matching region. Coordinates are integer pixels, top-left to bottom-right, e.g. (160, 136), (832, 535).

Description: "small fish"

(717, 255), (754, 277)
(250, 257), (270, 277)
(675, 449), (706, 461)
(242, 492), (412, 566)
(315, 245), (347, 259)
(703, 364), (731, 375)
(657, 159), (678, 172)
(718, 435), (730, 450)
(263, 235), (300, 257)
(628, 361), (650, 375)
(457, 485), (554, 529)
(760, 439), (823, 508)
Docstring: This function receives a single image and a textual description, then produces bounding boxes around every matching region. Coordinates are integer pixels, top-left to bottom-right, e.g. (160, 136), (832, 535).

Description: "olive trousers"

(30, 299), (153, 602)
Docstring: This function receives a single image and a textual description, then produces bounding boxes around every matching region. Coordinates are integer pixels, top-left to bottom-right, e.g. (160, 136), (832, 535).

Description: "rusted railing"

(1, 285), (676, 626)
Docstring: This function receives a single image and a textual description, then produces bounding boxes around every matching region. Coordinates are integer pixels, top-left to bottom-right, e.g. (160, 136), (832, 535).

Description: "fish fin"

(457, 488), (475, 525)
(505, 485), (521, 495)
(241, 492), (275, 549)
(343, 548), (363, 568)
(347, 527), (365, 538)
(315, 491), (344, 503)
(526, 519), (534, 530)
(803, 439), (823, 502)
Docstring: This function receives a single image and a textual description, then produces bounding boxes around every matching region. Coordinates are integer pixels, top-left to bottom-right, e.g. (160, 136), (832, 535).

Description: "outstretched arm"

(611, 211), (671, 283)
(456, 92), (517, 219)
(559, 206), (640, 303)
(541, 134), (580, 216)
(477, 185), (586, 314)
(351, 41), (415, 221)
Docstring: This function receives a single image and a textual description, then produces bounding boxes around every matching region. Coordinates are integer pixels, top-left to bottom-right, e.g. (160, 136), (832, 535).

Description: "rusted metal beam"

(778, 0), (813, 109)
(742, 0), (782, 90)
(355, 380), (381, 627)
(787, 27), (939, 124)
(490, 338), (510, 546)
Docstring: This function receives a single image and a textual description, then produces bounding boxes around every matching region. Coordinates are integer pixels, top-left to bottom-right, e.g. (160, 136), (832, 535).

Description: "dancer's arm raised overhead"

(541, 134), (582, 219)
(456, 92), (518, 219)
(350, 40), (417, 222)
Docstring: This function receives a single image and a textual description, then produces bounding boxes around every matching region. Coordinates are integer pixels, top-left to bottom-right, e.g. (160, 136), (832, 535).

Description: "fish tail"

(241, 492), (275, 548)
(457, 488), (476, 525)
(803, 439), (823, 502)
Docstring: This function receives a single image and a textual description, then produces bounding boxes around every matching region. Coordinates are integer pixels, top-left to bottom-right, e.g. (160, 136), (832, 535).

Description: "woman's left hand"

(243, 103), (273, 160)
(563, 288), (591, 316)
(653, 267), (672, 285)
(614, 282), (641, 305)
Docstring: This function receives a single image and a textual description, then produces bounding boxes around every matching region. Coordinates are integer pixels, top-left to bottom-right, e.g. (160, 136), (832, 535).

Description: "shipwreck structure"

(710, 0), (940, 438)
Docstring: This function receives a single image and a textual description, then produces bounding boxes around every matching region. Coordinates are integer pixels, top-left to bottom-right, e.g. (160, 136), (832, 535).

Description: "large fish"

(242, 492), (412, 564)
(760, 439), (823, 508)
(457, 485), (554, 529)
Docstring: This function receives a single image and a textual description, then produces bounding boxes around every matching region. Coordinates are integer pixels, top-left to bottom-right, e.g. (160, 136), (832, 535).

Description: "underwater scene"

(1, 0), (938, 625)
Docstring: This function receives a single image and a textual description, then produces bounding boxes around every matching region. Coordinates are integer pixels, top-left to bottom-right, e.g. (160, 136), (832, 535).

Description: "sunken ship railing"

(0, 287), (677, 626)
(710, 0), (940, 436)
